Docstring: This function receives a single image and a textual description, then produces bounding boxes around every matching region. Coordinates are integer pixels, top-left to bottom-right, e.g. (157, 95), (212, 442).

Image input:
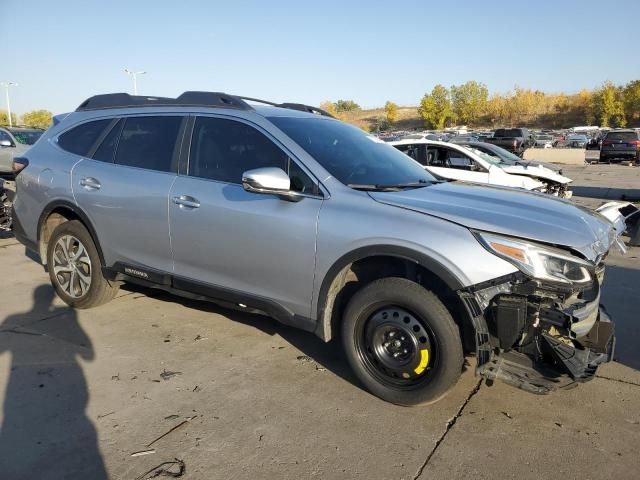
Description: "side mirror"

(242, 167), (301, 201)
(0, 140), (13, 148)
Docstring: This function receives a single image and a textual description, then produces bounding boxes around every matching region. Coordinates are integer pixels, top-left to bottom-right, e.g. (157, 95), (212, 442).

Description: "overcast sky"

(1, 0), (638, 115)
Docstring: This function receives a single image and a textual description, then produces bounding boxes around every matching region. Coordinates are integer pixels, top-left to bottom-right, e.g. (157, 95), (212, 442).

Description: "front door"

(169, 116), (323, 316)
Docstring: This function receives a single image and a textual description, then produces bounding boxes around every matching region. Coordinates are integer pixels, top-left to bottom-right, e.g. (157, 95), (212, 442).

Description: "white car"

(390, 139), (573, 198)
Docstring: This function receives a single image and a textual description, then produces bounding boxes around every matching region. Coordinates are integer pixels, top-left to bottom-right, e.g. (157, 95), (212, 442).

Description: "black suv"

(600, 130), (640, 164)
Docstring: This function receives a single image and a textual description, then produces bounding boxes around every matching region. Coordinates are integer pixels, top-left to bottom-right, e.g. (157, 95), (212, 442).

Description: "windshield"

(269, 116), (435, 187)
(7, 129), (43, 145)
(468, 144), (521, 164)
(468, 148), (503, 166)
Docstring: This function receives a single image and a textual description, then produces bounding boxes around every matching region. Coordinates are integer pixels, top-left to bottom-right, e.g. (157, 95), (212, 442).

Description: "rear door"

(72, 115), (184, 272)
(169, 115), (323, 316)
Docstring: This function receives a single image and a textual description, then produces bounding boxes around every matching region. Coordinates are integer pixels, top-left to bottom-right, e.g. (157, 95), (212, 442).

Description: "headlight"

(476, 232), (593, 286)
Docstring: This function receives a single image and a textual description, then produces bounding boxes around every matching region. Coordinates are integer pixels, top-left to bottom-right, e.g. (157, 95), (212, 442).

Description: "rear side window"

(605, 131), (638, 141)
(58, 119), (111, 156)
(189, 117), (289, 184)
(114, 116), (182, 172)
(92, 119), (124, 163)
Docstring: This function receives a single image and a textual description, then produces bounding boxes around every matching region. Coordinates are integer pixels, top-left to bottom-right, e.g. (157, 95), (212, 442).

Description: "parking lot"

(0, 165), (639, 480)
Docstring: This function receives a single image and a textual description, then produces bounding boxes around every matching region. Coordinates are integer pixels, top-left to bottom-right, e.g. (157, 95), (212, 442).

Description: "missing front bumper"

(480, 308), (615, 394)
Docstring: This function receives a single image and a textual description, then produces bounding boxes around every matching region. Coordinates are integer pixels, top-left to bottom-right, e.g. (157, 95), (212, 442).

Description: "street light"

(0, 81), (18, 127)
(124, 69), (146, 95)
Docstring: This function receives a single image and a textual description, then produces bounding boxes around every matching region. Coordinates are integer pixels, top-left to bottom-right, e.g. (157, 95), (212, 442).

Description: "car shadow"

(125, 285), (363, 390)
(571, 185), (640, 202)
(124, 284), (471, 394)
(0, 285), (107, 480)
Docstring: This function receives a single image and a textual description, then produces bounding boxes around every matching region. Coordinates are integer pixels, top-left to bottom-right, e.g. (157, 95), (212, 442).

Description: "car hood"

(370, 181), (614, 262)
(499, 164), (572, 184)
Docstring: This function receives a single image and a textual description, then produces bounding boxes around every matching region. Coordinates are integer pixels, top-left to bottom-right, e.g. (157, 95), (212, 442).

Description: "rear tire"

(47, 220), (118, 309)
(341, 277), (463, 406)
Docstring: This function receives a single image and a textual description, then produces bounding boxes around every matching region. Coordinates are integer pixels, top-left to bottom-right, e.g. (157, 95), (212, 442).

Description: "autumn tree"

(418, 85), (454, 129)
(384, 101), (398, 124)
(450, 81), (488, 126)
(334, 100), (361, 113)
(623, 80), (640, 124)
(319, 101), (338, 117)
(21, 110), (53, 129)
(592, 81), (626, 127)
(0, 110), (17, 126)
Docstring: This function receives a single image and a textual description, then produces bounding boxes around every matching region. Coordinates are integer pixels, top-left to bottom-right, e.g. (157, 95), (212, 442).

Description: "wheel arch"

(37, 200), (105, 266)
(314, 245), (467, 343)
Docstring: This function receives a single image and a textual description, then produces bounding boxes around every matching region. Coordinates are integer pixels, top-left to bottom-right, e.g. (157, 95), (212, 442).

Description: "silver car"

(0, 127), (44, 174)
(12, 91), (620, 406)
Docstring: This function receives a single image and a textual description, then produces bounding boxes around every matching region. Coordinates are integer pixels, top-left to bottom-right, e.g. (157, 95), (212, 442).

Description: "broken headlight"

(476, 232), (593, 286)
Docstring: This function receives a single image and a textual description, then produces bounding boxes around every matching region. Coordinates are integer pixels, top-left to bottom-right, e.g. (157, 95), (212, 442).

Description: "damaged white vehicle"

(391, 139), (573, 198)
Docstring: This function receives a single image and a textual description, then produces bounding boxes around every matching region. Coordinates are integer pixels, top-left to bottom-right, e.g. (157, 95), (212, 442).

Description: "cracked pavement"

(0, 167), (639, 479)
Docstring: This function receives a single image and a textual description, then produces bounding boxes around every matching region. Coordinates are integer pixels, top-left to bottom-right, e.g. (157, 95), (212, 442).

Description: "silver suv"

(12, 91), (619, 405)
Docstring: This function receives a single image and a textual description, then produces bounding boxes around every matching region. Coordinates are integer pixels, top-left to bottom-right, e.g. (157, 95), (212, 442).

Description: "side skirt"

(103, 262), (317, 333)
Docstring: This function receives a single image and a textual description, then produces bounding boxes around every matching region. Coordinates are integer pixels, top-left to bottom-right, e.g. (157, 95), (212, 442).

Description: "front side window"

(114, 116), (182, 172)
(189, 117), (316, 193)
(58, 119), (111, 156)
(269, 116), (434, 186)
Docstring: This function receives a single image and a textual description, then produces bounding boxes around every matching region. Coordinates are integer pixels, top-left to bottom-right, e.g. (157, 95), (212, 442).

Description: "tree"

(593, 81), (626, 127)
(450, 81), (488, 126)
(0, 110), (17, 126)
(21, 110), (53, 129)
(384, 101), (398, 124)
(623, 80), (640, 124)
(418, 85), (454, 129)
(319, 101), (338, 117)
(334, 100), (361, 113)
(575, 89), (594, 125)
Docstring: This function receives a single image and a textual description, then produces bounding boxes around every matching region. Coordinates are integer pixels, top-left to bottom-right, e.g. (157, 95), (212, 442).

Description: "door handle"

(172, 195), (200, 209)
(80, 177), (101, 191)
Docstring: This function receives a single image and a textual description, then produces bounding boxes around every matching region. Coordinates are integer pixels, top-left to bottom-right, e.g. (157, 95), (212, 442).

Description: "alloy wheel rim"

(52, 235), (92, 298)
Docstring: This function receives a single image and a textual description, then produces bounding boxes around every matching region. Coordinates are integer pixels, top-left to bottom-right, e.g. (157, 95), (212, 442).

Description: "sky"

(1, 0), (639, 115)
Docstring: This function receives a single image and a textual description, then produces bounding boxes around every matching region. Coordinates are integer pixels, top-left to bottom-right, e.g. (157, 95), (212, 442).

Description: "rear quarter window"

(58, 119), (111, 156)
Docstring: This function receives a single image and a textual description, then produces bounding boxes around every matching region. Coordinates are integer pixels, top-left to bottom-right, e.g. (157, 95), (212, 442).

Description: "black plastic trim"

(11, 205), (38, 253)
(102, 263), (316, 333)
(315, 245), (465, 340)
(37, 200), (106, 266)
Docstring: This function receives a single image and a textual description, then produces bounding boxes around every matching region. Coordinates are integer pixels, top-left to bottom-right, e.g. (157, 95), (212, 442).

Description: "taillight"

(12, 156), (29, 175)
(630, 140), (640, 146)
(601, 140), (612, 146)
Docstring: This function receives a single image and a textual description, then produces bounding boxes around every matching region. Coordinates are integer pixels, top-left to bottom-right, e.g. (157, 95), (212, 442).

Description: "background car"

(0, 127), (44, 175)
(566, 134), (588, 148)
(390, 139), (572, 197)
(600, 130), (640, 164)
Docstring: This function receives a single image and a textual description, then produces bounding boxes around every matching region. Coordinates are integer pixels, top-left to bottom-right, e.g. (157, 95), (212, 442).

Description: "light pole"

(0, 81), (17, 127)
(124, 69), (146, 95)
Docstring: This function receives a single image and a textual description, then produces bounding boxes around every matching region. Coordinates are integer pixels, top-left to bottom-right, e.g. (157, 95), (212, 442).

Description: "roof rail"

(75, 91), (335, 118)
(277, 103), (334, 118)
(236, 97), (334, 118)
(76, 91), (252, 112)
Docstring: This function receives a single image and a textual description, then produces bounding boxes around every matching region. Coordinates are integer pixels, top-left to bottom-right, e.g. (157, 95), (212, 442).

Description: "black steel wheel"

(342, 277), (463, 406)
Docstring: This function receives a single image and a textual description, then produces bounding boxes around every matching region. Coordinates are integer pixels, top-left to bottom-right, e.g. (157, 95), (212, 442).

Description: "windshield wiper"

(348, 180), (431, 191)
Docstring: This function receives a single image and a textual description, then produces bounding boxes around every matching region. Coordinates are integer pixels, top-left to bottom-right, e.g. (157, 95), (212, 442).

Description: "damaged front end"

(458, 231), (620, 394)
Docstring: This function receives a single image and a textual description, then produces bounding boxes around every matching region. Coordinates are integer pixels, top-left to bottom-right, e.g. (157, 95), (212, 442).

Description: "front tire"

(47, 220), (118, 309)
(342, 277), (463, 406)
